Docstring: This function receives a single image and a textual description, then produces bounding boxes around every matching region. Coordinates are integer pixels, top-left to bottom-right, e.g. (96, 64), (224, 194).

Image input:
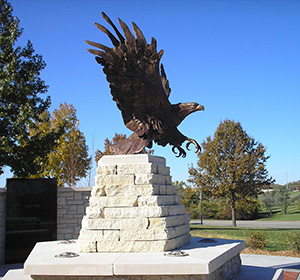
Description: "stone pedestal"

(78, 154), (191, 252)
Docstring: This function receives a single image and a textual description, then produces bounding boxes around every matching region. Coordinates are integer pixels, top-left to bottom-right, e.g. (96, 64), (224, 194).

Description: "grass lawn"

(190, 224), (300, 257)
(257, 191), (300, 221)
(257, 210), (300, 221)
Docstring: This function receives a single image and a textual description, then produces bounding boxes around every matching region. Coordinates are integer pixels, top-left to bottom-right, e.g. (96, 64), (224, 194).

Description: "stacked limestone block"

(78, 154), (191, 253)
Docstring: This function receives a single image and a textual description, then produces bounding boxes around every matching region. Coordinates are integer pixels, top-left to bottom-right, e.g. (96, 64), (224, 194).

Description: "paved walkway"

(191, 219), (300, 228)
(237, 254), (300, 279)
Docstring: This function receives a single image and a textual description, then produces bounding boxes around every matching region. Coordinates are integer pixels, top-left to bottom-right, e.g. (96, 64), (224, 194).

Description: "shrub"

(186, 203), (201, 219)
(286, 232), (300, 253)
(202, 200), (222, 219)
(246, 231), (268, 249)
(236, 199), (259, 220)
(215, 203), (232, 220)
(202, 199), (259, 220)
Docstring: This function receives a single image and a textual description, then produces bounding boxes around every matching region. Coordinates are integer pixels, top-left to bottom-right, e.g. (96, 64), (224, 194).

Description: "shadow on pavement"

(237, 261), (300, 280)
(0, 263), (23, 278)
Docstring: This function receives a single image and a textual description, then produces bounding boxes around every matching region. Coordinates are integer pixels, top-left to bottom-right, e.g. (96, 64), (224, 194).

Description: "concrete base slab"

(23, 237), (244, 279)
(2, 269), (30, 280)
(24, 240), (120, 276)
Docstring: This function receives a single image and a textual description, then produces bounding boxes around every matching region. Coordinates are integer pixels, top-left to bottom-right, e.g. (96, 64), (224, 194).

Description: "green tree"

(33, 103), (91, 187)
(172, 181), (201, 219)
(173, 180), (186, 200)
(274, 185), (290, 214)
(289, 180), (300, 191)
(95, 133), (154, 163)
(189, 119), (273, 226)
(261, 189), (275, 215)
(0, 0), (58, 177)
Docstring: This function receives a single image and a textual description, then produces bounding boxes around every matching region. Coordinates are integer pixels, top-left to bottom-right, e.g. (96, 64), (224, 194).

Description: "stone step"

(148, 215), (190, 228)
(81, 216), (149, 230)
(103, 205), (186, 218)
(91, 184), (177, 197)
(79, 234), (191, 253)
(79, 225), (190, 244)
(95, 173), (172, 186)
(81, 215), (189, 230)
(87, 195), (180, 210)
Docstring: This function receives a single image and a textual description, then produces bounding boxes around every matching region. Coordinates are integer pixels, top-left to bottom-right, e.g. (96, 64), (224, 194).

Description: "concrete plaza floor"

(237, 254), (300, 279)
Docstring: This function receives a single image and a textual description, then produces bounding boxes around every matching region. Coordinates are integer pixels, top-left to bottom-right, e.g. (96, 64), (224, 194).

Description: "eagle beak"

(197, 104), (205, 111)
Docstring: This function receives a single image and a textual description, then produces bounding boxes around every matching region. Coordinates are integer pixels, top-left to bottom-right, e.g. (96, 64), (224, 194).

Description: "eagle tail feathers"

(109, 133), (150, 155)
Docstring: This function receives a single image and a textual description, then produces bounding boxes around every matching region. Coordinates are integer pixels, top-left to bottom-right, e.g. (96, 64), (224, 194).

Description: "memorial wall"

(0, 186), (91, 264)
(0, 189), (6, 264)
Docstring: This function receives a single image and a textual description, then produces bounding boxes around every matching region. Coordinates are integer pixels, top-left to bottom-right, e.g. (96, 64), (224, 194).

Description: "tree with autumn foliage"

(95, 133), (154, 163)
(31, 103), (91, 187)
(188, 119), (273, 226)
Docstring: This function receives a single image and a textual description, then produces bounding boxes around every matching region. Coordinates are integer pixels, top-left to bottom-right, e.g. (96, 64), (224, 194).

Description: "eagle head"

(172, 102), (205, 127)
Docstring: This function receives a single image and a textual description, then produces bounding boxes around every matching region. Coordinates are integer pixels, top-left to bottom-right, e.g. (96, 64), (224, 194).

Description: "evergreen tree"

(189, 119), (273, 226)
(0, 0), (58, 177)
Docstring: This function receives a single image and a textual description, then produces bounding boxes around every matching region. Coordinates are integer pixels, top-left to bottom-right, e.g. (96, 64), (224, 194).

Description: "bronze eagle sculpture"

(86, 12), (204, 157)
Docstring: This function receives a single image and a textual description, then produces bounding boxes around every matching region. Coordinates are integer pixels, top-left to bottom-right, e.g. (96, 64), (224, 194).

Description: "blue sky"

(1, 0), (299, 186)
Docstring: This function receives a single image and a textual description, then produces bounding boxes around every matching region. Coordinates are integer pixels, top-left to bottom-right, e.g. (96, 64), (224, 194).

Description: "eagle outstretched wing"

(86, 12), (171, 140)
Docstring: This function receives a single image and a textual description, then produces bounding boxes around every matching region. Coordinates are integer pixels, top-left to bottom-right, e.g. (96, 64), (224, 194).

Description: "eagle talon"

(186, 138), (200, 153)
(172, 146), (186, 158)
